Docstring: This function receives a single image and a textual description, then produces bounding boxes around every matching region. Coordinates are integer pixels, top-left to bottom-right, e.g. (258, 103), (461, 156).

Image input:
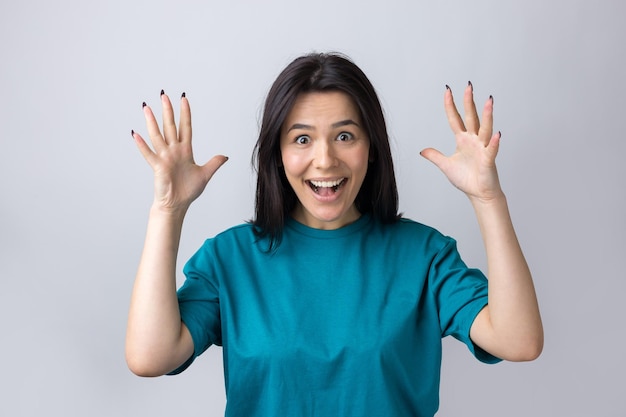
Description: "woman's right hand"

(132, 91), (228, 214)
(127, 92), (226, 376)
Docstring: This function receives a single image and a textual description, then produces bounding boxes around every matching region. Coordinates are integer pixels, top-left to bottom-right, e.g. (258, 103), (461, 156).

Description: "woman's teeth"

(309, 179), (344, 188)
(308, 178), (345, 193)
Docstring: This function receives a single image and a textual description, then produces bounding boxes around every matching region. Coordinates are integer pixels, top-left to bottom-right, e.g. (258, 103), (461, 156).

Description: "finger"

(160, 90), (178, 144)
(419, 147), (448, 171)
(131, 130), (157, 166)
(464, 81), (480, 134)
(201, 155), (229, 183)
(444, 85), (466, 134)
(143, 102), (166, 152)
(486, 131), (501, 159)
(478, 95), (494, 146)
(179, 92), (192, 144)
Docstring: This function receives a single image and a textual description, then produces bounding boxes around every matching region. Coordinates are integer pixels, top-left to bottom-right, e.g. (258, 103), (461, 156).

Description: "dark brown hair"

(252, 52), (399, 248)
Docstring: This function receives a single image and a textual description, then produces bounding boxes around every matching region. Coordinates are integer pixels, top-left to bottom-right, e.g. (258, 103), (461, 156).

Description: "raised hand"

(420, 83), (503, 203)
(420, 83), (543, 361)
(132, 91), (228, 213)
(127, 91), (228, 376)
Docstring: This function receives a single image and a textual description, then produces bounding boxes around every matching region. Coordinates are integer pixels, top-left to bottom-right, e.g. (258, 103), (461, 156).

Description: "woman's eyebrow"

(286, 123), (313, 132)
(286, 119), (360, 132)
(332, 119), (360, 129)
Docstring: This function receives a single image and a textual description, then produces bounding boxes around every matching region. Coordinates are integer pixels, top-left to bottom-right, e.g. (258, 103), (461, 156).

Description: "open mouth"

(307, 178), (346, 195)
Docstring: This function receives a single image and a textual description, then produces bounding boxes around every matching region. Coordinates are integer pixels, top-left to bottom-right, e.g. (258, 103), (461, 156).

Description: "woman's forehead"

(283, 91), (361, 128)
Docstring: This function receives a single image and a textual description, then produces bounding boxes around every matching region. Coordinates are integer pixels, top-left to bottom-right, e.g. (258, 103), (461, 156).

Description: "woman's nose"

(313, 141), (338, 169)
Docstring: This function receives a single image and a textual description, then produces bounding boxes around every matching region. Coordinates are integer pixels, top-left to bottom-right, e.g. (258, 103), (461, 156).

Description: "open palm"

(132, 92), (228, 213)
(421, 83), (503, 203)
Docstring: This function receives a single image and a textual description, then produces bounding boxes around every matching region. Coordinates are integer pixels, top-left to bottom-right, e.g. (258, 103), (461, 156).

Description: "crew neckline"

(285, 213), (372, 239)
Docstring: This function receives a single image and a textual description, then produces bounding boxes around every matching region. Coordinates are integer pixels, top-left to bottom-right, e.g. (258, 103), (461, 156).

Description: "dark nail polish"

(160, 89), (165, 96)
(445, 84), (451, 90)
(131, 129), (135, 137)
(468, 80), (473, 91)
(142, 102), (147, 108)
(490, 95), (494, 103)
(498, 130), (502, 138)
(181, 92), (186, 98)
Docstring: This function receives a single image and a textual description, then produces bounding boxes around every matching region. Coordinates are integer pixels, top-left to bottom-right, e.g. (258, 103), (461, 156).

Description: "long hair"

(252, 52), (399, 249)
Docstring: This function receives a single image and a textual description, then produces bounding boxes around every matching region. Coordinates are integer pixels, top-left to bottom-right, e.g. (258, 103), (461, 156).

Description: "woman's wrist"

(468, 189), (507, 209)
(149, 203), (188, 223)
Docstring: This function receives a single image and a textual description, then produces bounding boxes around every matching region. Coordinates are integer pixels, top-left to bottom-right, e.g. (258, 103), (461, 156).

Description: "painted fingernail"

(468, 80), (473, 91)
(445, 84), (451, 90)
(490, 95), (494, 103)
(160, 89), (165, 96)
(142, 101), (147, 108)
(131, 129), (135, 137)
(181, 92), (186, 98)
(498, 130), (502, 138)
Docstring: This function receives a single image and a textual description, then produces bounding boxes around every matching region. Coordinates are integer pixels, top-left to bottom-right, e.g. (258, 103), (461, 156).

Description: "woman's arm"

(420, 84), (543, 361)
(467, 193), (543, 362)
(126, 206), (193, 377)
(125, 92), (228, 376)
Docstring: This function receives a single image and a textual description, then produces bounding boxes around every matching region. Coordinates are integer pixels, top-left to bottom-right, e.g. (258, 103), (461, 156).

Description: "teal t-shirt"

(173, 214), (499, 416)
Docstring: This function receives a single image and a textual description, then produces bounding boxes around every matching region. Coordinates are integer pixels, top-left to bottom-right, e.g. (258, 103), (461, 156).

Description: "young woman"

(126, 52), (543, 416)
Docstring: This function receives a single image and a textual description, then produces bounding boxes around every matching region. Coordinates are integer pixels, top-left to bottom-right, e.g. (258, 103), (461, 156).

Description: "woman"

(126, 52), (543, 416)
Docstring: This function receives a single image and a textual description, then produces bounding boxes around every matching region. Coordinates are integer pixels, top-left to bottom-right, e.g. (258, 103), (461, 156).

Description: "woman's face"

(280, 91), (370, 229)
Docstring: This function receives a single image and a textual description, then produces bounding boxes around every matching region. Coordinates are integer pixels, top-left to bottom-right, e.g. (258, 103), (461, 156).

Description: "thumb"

(419, 148), (447, 170)
(201, 155), (229, 182)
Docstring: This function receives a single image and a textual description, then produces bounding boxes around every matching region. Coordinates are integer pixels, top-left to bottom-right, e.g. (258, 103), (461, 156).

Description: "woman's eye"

(295, 135), (310, 144)
(337, 132), (353, 141)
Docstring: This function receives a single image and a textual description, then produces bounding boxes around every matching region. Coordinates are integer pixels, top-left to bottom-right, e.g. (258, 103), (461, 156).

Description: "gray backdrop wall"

(1, 0), (624, 416)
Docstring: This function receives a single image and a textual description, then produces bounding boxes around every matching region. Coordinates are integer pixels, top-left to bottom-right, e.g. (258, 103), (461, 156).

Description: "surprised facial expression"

(280, 91), (370, 230)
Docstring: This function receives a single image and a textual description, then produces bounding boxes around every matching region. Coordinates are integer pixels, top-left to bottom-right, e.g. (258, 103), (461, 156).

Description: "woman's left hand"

(420, 83), (504, 203)
(422, 84), (544, 362)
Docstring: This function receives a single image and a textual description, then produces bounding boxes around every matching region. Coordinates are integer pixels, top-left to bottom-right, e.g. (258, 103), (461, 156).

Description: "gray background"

(1, 0), (624, 415)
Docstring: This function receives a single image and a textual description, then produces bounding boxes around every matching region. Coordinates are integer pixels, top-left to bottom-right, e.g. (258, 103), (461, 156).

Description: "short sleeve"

(168, 240), (222, 375)
(428, 237), (501, 364)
